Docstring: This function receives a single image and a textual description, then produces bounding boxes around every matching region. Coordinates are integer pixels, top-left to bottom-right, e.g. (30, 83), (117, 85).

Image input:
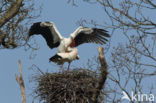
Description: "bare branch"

(0, 0), (23, 28)
(15, 60), (26, 103)
(92, 47), (108, 103)
(0, 0), (41, 49)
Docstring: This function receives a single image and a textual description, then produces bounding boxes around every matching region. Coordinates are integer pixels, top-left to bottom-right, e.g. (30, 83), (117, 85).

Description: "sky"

(0, 0), (115, 103)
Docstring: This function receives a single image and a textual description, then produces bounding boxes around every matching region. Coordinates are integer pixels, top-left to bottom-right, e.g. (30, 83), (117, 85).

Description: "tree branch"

(15, 60), (26, 103)
(92, 47), (108, 103)
(0, 0), (23, 28)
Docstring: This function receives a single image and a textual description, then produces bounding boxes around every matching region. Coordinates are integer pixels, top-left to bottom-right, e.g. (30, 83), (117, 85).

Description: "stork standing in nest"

(28, 22), (110, 72)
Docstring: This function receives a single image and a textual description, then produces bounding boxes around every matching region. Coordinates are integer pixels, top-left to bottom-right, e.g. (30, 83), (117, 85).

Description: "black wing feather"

(28, 22), (60, 49)
(74, 28), (110, 46)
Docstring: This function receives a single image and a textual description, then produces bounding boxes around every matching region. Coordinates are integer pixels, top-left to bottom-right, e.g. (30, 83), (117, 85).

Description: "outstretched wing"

(28, 22), (63, 49)
(71, 27), (110, 47)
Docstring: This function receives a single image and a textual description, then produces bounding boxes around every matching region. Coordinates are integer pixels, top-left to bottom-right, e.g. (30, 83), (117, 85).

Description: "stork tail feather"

(49, 54), (62, 63)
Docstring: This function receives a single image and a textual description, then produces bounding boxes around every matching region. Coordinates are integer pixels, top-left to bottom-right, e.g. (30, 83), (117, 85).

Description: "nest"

(33, 69), (101, 103)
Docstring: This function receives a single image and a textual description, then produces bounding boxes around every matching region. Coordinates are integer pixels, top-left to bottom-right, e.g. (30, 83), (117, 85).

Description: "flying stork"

(28, 21), (110, 72)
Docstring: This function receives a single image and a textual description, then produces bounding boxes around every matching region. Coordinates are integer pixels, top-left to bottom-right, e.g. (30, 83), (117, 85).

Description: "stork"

(28, 21), (110, 72)
(50, 47), (79, 72)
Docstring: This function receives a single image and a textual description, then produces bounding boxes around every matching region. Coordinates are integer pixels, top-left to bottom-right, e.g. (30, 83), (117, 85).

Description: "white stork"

(49, 47), (79, 72)
(28, 21), (110, 72)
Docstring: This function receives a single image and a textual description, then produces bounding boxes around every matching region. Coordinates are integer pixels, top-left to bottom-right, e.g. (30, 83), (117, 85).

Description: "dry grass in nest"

(33, 69), (101, 103)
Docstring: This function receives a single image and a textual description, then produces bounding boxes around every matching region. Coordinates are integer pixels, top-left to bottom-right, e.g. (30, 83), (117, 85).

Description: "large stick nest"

(33, 69), (102, 103)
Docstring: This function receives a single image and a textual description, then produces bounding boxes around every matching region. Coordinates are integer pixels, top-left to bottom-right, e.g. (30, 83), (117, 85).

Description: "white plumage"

(28, 21), (110, 72)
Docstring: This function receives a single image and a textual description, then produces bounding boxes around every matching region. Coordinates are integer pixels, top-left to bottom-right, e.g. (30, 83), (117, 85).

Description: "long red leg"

(59, 64), (63, 73)
(67, 62), (71, 71)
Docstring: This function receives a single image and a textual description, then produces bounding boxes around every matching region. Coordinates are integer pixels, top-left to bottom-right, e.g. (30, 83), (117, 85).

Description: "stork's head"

(76, 55), (80, 60)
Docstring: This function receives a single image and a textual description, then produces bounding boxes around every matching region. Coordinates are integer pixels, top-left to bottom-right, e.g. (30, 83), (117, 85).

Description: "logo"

(122, 91), (155, 102)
